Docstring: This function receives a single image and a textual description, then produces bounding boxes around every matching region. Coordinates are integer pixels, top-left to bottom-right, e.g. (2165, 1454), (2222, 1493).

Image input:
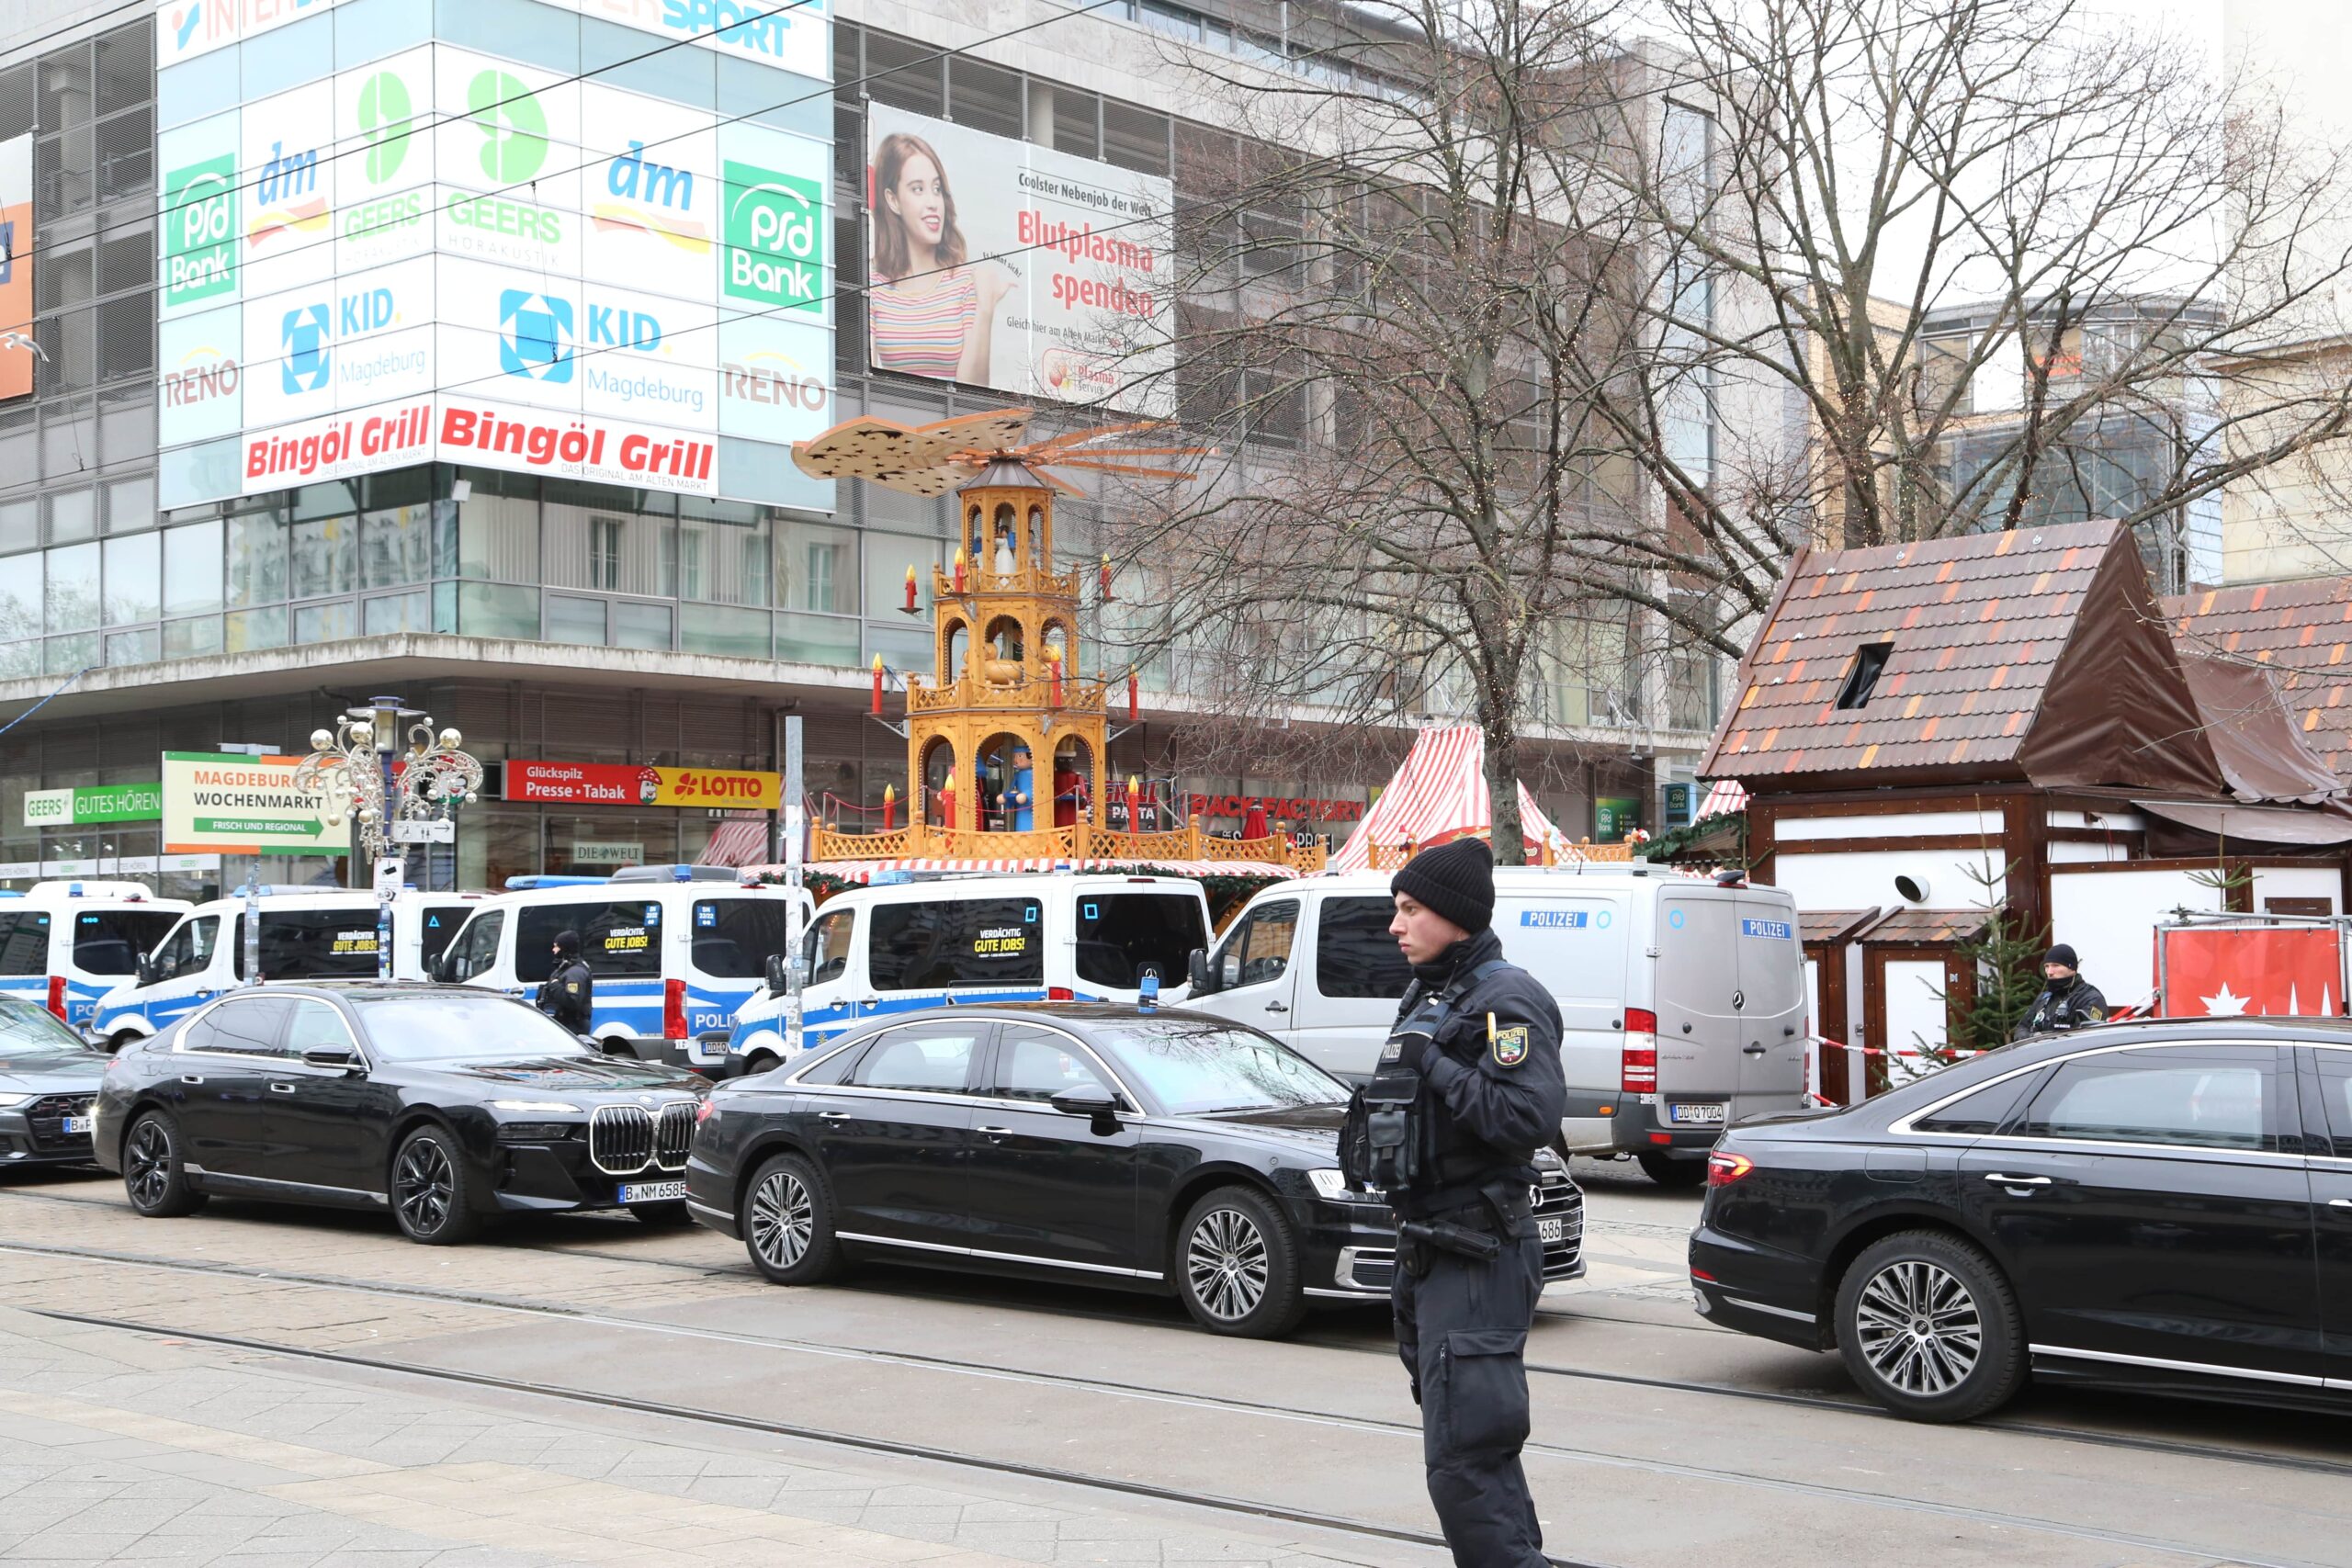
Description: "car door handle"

(269, 1082), (296, 1094)
(977, 1125), (1012, 1140)
(817, 1110), (854, 1121)
(1742, 1043), (1766, 1055)
(179, 1075), (204, 1085)
(1265, 1002), (1289, 1014)
(1984, 1173), (2052, 1187)
(2331, 1198), (2352, 1210)
(194, 990), (215, 999)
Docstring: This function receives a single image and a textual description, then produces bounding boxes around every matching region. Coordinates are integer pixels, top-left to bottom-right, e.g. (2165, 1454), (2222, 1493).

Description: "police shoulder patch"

(1492, 1025), (1530, 1066)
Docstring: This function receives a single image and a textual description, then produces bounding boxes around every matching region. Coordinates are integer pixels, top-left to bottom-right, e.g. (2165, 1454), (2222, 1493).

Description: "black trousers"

(1392, 1227), (1548, 1567)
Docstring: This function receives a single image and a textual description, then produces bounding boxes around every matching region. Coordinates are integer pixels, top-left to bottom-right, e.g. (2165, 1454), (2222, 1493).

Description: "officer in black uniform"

(1356, 838), (1566, 1568)
(2012, 943), (2107, 1039)
(536, 930), (595, 1037)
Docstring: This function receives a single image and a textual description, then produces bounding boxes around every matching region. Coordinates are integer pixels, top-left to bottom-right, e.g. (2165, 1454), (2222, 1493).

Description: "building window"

(589, 515), (622, 592)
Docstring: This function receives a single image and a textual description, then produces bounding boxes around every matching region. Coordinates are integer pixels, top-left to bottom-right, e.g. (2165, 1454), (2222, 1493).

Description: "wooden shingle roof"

(1702, 520), (2222, 794)
(2167, 577), (2352, 779)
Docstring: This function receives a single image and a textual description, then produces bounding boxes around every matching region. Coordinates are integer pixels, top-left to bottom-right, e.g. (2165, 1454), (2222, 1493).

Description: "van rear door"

(1731, 896), (1807, 1113)
(1653, 889), (1741, 1128)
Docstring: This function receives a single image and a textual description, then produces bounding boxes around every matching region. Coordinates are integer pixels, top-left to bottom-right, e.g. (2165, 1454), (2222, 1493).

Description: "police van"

(720, 873), (1214, 1077)
(1180, 866), (1807, 1185)
(0, 882), (188, 1032)
(88, 886), (485, 1047)
(436, 867), (814, 1070)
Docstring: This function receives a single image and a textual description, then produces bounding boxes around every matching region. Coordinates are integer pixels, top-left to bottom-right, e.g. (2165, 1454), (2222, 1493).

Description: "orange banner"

(0, 135), (31, 402)
(2159, 926), (2344, 1017)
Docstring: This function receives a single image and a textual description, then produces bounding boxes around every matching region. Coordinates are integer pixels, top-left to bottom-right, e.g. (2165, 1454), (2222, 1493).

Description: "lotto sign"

(0, 136), (28, 400)
(503, 761), (781, 808)
(162, 151), (238, 311)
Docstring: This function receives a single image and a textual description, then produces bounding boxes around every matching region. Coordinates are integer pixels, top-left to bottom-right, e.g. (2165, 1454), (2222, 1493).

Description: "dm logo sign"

(499, 289), (572, 383)
(164, 154), (238, 308)
(280, 303), (332, 394)
(722, 160), (822, 311)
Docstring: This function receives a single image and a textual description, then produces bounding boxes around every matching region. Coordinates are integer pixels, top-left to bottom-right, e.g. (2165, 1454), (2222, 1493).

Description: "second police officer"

(1342, 838), (1566, 1567)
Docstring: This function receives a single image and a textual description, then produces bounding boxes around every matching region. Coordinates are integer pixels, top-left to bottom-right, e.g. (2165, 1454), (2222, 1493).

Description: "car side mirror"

(136, 956), (158, 986)
(1186, 947), (1217, 996)
(301, 1046), (360, 1072)
(1049, 1084), (1122, 1133)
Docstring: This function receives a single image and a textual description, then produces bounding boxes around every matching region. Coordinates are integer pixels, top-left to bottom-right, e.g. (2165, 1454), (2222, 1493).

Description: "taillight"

(664, 979), (688, 1040)
(695, 1096), (716, 1125)
(1048, 986), (1074, 1001)
(46, 975), (68, 1023)
(1707, 1150), (1754, 1187)
(1622, 1007), (1657, 1093)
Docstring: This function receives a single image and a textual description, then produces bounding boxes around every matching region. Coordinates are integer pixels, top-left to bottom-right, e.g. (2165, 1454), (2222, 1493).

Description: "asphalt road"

(2, 1156), (2345, 1568)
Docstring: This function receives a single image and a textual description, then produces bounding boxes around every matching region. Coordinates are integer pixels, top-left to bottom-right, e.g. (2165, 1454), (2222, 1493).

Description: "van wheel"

(743, 1051), (780, 1077)
(1175, 1186), (1308, 1338)
(1835, 1231), (2025, 1422)
(108, 1031), (142, 1055)
(1637, 1150), (1707, 1189)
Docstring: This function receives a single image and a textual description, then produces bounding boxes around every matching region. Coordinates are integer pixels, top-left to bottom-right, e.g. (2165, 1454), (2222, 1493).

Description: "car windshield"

(346, 994), (596, 1062)
(0, 996), (96, 1065)
(1090, 1016), (1348, 1115)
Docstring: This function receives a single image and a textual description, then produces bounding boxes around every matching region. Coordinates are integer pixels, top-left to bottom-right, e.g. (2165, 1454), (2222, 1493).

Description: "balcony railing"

(906, 672), (1113, 714)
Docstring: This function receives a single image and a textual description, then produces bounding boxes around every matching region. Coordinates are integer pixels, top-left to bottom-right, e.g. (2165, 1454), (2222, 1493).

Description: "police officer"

(537, 930), (594, 1037)
(1374, 839), (1566, 1567)
(2013, 943), (2107, 1039)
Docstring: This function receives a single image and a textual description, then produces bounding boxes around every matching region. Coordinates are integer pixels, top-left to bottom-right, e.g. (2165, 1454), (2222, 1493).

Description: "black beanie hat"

(2044, 943), (2077, 970)
(1392, 838), (1496, 934)
(554, 930), (582, 955)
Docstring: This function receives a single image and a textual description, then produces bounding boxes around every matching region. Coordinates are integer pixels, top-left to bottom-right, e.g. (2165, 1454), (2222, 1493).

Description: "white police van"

(88, 886), (484, 1048)
(719, 872), (1214, 1077)
(0, 882), (188, 1032)
(437, 866), (814, 1071)
(1181, 866), (1807, 1186)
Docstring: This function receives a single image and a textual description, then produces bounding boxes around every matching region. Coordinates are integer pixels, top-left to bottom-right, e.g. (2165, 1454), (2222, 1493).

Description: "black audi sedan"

(0, 994), (108, 1170)
(1690, 1019), (2352, 1423)
(93, 982), (709, 1244)
(686, 1003), (1585, 1337)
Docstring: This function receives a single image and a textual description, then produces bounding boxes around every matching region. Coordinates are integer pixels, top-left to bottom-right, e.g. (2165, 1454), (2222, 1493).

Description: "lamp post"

(294, 698), (482, 979)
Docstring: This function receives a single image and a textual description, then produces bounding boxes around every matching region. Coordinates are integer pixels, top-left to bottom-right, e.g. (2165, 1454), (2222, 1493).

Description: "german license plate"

(1668, 1101), (1726, 1126)
(619, 1180), (686, 1203)
(1538, 1216), (1566, 1243)
(62, 1116), (93, 1136)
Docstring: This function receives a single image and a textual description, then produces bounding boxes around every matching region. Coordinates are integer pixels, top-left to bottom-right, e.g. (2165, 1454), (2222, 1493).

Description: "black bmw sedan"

(1690, 1019), (2352, 1422)
(0, 995), (108, 1170)
(686, 1003), (1585, 1337)
(93, 982), (709, 1244)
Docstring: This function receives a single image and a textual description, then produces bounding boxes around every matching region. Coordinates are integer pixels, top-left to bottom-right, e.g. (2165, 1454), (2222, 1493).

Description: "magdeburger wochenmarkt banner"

(162, 752), (341, 856)
(865, 105), (1173, 414)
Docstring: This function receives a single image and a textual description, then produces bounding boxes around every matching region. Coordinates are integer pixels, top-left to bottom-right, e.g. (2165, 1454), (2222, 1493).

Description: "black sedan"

(685, 1003), (1585, 1337)
(0, 995), (108, 1170)
(1690, 1018), (2352, 1422)
(93, 982), (709, 1244)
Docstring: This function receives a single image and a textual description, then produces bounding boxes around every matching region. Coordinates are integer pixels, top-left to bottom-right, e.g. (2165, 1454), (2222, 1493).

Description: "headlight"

(1309, 1168), (1379, 1202)
(489, 1099), (581, 1112)
(496, 1122), (576, 1144)
(0, 1092), (33, 1109)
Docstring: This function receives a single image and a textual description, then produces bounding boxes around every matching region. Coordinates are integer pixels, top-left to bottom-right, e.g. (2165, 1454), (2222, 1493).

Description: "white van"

(720, 873), (1213, 1077)
(438, 867), (814, 1070)
(1180, 867), (1808, 1185)
(0, 882), (189, 1032)
(88, 886), (485, 1047)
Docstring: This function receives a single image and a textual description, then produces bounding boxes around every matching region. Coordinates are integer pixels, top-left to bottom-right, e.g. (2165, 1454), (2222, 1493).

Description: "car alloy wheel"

(749, 1167), (815, 1269)
(1853, 1258), (1982, 1398)
(1185, 1206), (1271, 1323)
(126, 1119), (173, 1209)
(395, 1135), (458, 1238)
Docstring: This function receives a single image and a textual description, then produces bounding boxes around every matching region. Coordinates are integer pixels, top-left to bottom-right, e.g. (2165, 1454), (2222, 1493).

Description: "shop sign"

(1187, 794), (1364, 825)
(22, 782), (164, 828)
(506, 761), (782, 809)
(1595, 795), (1643, 841)
(571, 841), (645, 866)
(162, 751), (341, 856)
(1664, 782), (1693, 829)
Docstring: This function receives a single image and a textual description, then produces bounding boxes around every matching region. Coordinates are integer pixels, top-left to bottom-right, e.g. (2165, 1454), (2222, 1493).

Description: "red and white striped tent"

(1694, 778), (1748, 820)
(1330, 727), (1568, 872)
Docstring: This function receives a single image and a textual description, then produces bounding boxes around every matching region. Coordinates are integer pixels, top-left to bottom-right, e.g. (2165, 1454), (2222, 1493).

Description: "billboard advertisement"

(504, 760), (782, 807)
(865, 105), (1171, 414)
(161, 751), (341, 856)
(0, 135), (29, 401)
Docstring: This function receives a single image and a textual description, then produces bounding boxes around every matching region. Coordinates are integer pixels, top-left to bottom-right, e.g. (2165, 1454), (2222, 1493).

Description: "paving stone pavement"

(0, 1306), (1402, 1568)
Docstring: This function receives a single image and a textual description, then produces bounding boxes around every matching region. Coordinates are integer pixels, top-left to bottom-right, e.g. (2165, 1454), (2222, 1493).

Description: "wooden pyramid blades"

(791, 410), (1212, 496)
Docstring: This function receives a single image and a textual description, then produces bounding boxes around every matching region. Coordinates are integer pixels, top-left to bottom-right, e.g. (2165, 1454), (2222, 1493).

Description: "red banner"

(1188, 794), (1363, 824)
(2158, 926), (2344, 1018)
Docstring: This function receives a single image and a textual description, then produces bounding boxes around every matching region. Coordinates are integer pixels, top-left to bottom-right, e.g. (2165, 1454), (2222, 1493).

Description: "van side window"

(516, 903), (661, 980)
(804, 908), (854, 984)
(1073, 894), (1206, 988)
(692, 898), (793, 979)
(1218, 900), (1298, 987)
(418, 905), (473, 971)
(867, 898), (1044, 991)
(243, 911), (383, 980)
(74, 909), (178, 976)
(151, 916), (219, 983)
(447, 911), (503, 981)
(0, 910), (51, 976)
(1315, 897), (1411, 998)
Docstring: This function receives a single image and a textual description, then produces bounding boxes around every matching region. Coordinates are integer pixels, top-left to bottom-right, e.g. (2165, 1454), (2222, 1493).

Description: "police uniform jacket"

(537, 958), (594, 1033)
(2013, 975), (2107, 1040)
(1387, 927), (1567, 1214)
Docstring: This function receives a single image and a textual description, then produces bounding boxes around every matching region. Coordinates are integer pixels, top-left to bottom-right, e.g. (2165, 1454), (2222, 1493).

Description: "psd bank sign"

(721, 158), (823, 313)
(163, 153), (237, 310)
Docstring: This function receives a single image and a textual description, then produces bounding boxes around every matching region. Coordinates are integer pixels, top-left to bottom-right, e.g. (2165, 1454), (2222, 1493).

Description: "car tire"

(1174, 1185), (1308, 1338)
(1637, 1150), (1707, 1189)
(122, 1111), (206, 1217)
(742, 1152), (844, 1284)
(390, 1126), (482, 1246)
(632, 1201), (694, 1227)
(1835, 1230), (2026, 1422)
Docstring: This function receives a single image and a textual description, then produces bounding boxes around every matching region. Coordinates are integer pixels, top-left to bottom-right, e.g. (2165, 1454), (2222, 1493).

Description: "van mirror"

(1221, 953), (1242, 989)
(764, 953), (789, 998)
(136, 955), (158, 987)
(1186, 947), (1217, 996)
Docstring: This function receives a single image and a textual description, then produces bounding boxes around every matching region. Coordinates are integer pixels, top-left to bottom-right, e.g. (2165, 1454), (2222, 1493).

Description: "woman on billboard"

(869, 132), (1015, 384)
